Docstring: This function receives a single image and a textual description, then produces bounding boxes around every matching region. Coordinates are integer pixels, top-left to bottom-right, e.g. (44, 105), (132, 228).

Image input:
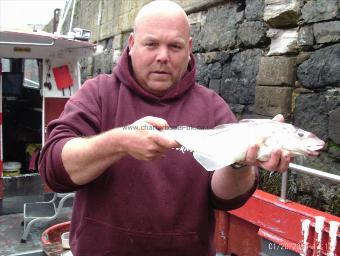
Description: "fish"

(163, 119), (325, 171)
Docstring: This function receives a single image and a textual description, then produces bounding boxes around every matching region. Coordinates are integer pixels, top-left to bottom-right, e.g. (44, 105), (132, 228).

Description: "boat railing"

(0, 40), (55, 46)
(280, 163), (340, 202)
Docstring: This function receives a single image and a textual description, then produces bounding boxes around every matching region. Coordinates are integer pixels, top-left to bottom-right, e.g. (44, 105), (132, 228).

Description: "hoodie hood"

(114, 47), (196, 102)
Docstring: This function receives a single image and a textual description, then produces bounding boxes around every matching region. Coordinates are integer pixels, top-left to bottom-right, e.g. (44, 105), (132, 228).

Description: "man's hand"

(242, 114), (292, 173)
(61, 116), (178, 185)
(120, 116), (179, 160)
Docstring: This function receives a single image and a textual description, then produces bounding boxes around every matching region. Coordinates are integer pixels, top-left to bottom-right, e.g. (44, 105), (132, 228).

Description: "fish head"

(279, 127), (325, 156)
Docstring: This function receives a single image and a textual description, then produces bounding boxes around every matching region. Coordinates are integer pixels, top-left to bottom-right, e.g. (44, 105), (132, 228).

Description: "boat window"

(2, 72), (24, 96)
(23, 59), (41, 89)
(2, 58), (10, 72)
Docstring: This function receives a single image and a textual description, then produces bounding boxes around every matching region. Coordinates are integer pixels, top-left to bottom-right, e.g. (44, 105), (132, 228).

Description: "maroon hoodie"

(39, 48), (257, 256)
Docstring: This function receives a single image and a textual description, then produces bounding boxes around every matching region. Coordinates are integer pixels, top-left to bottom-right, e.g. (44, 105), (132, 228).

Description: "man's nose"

(156, 47), (169, 63)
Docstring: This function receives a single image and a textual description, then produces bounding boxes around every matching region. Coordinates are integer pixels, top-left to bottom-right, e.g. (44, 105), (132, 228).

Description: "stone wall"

(49, 0), (340, 215)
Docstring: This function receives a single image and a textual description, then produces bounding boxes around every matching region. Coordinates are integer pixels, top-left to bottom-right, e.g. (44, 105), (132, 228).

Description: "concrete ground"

(0, 175), (73, 256)
(0, 208), (72, 256)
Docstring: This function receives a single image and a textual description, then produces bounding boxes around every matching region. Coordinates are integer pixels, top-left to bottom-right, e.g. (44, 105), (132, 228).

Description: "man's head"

(128, 0), (192, 96)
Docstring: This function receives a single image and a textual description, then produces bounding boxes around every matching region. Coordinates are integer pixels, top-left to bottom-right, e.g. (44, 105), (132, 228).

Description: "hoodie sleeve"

(38, 78), (102, 192)
(209, 170), (259, 211)
(208, 92), (259, 210)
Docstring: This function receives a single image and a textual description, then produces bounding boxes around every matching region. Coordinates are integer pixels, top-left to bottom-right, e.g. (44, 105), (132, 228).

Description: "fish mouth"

(306, 143), (325, 155)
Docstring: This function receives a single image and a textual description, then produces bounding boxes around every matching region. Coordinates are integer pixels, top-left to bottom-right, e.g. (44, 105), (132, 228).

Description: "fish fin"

(193, 152), (235, 171)
(207, 123), (241, 136)
(239, 119), (273, 123)
(214, 123), (235, 129)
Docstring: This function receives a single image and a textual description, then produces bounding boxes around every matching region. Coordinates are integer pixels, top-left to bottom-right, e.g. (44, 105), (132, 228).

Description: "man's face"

(128, 14), (192, 96)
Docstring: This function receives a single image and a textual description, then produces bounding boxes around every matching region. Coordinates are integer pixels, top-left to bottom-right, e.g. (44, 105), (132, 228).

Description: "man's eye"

(170, 44), (181, 49)
(145, 42), (156, 47)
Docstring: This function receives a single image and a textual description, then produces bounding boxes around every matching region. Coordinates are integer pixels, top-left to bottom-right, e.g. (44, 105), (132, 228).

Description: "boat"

(0, 28), (95, 203)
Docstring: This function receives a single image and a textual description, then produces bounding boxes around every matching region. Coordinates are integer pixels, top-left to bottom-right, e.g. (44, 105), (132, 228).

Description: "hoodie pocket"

(73, 217), (207, 256)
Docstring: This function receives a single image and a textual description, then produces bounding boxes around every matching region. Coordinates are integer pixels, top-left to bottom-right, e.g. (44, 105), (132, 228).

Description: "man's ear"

(128, 32), (135, 55)
(188, 37), (193, 61)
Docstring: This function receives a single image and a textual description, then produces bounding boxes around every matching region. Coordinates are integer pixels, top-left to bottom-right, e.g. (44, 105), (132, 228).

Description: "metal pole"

(289, 163), (340, 183)
(280, 171), (288, 202)
(97, 0), (103, 43)
(69, 0), (77, 34)
(279, 163), (340, 203)
(0, 41), (55, 46)
(57, 0), (73, 35)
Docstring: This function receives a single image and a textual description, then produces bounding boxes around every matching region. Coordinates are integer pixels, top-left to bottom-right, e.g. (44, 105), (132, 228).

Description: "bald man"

(39, 1), (291, 255)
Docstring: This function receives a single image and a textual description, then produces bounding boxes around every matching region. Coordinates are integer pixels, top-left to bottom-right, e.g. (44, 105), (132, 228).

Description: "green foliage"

(258, 169), (281, 196)
(329, 140), (340, 151)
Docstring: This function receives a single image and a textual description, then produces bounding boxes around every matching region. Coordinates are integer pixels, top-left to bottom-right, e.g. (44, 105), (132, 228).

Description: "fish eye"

(298, 132), (304, 137)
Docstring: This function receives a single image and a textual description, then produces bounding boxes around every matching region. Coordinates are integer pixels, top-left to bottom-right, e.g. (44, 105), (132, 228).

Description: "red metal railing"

(215, 164), (340, 256)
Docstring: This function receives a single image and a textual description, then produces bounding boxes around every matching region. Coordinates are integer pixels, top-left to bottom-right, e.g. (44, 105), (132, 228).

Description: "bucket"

(3, 162), (21, 176)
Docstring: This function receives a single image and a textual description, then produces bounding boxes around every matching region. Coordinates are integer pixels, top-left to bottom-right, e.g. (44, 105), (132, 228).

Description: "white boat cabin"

(0, 29), (95, 181)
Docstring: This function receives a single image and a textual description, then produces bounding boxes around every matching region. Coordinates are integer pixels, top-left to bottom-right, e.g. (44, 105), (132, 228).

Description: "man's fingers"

(122, 116), (177, 161)
(153, 132), (180, 149)
(259, 149), (291, 172)
(272, 114), (284, 123)
(277, 151), (291, 172)
(259, 149), (281, 171)
(245, 144), (259, 165)
(141, 116), (170, 130)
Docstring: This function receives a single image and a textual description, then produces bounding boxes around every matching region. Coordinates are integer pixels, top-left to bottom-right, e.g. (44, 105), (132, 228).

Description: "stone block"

(121, 0), (137, 13)
(254, 86), (292, 116)
(221, 49), (263, 105)
(100, 0), (109, 22)
(238, 21), (268, 47)
(297, 43), (340, 89)
(209, 79), (221, 94)
(112, 49), (122, 65)
(188, 11), (206, 52)
(118, 8), (138, 33)
(329, 107), (340, 144)
(257, 57), (296, 86)
(93, 52), (114, 75)
(264, 0), (303, 28)
(83, 57), (93, 79)
(230, 104), (246, 115)
(208, 62), (222, 79)
(301, 0), (339, 24)
(297, 25), (314, 46)
(296, 52), (312, 65)
(106, 0), (115, 20)
(190, 22), (202, 53)
(100, 20), (115, 40)
(294, 92), (328, 140)
(313, 21), (340, 44)
(112, 34), (123, 50)
(180, 0), (225, 13)
(324, 89), (340, 115)
(267, 28), (298, 55)
(188, 11), (204, 25)
(245, 0), (265, 21)
(194, 53), (209, 86)
(121, 32), (130, 49)
(199, 3), (244, 51)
